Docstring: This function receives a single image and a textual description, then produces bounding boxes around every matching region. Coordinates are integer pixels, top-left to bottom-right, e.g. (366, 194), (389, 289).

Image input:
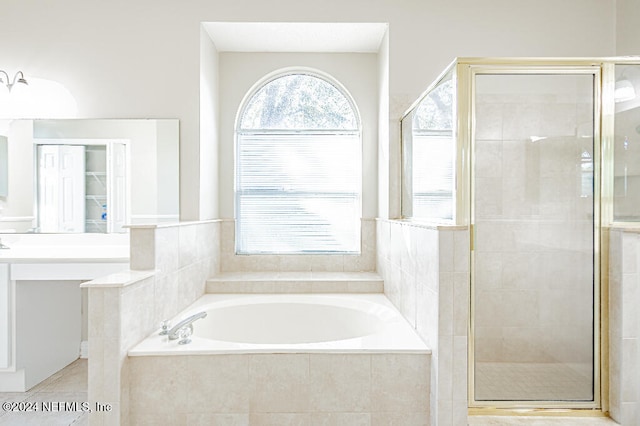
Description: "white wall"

(378, 31), (391, 219)
(0, 0), (616, 220)
(199, 27), (220, 220)
(616, 0), (640, 55)
(1, 121), (34, 230)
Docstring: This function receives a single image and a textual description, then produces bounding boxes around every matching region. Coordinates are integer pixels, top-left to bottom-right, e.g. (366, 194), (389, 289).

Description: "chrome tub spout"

(166, 311), (207, 340)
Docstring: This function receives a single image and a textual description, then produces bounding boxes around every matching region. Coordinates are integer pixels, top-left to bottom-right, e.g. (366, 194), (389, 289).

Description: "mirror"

(0, 119), (179, 233)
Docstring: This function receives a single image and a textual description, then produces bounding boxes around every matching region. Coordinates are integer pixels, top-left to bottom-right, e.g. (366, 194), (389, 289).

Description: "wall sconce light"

(0, 70), (77, 118)
(0, 70), (29, 105)
(0, 70), (31, 117)
(0, 70), (28, 93)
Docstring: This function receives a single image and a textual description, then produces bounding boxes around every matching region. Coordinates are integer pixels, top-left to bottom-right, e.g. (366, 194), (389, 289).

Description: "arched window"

(236, 71), (361, 254)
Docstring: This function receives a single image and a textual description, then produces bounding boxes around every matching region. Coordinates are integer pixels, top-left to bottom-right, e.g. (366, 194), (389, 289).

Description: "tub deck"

(206, 271), (384, 293)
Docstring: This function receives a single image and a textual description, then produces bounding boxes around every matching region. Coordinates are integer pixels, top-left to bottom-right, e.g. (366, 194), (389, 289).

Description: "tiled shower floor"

(0, 359), (87, 426)
(468, 416), (618, 425)
(475, 362), (593, 401)
(471, 362), (618, 425)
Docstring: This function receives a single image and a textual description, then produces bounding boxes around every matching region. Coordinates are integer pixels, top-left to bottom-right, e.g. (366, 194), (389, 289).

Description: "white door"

(38, 145), (85, 233)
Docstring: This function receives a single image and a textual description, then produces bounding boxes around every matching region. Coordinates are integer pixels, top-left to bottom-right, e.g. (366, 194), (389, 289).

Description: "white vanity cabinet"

(0, 236), (128, 392)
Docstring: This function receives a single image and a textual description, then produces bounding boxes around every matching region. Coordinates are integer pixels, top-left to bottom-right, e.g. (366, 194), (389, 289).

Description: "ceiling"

(202, 22), (387, 53)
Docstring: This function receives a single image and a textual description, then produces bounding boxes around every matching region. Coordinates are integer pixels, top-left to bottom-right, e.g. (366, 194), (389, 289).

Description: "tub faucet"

(0, 238), (9, 249)
(166, 311), (207, 341)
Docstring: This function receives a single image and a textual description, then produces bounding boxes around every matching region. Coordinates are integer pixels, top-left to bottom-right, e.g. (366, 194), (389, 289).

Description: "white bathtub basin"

(197, 298), (385, 344)
(129, 293), (430, 355)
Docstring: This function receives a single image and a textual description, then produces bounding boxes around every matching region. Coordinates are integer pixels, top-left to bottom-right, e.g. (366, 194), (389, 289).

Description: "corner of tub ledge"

(377, 218), (468, 230)
(80, 269), (157, 288)
(609, 223), (640, 233)
(124, 219), (222, 230)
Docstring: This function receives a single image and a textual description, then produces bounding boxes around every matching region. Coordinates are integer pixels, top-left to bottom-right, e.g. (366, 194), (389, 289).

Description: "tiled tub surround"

(609, 227), (640, 426)
(83, 220), (221, 426)
(129, 353), (430, 425)
(128, 221), (221, 321)
(84, 218), (430, 425)
(376, 219), (469, 426)
(219, 218), (376, 272)
(127, 293), (430, 424)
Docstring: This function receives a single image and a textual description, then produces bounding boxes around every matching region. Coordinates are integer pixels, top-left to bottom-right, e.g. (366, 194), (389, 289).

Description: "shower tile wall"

(377, 219), (469, 426)
(473, 88), (595, 373)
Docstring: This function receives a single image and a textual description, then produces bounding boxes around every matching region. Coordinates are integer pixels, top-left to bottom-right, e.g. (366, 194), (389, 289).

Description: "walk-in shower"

(401, 57), (640, 411)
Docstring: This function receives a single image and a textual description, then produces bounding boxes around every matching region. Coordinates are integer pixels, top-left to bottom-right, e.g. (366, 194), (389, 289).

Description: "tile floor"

(0, 359), (87, 426)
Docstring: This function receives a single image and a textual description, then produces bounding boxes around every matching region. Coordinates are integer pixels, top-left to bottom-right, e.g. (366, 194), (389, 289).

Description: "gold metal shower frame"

(402, 56), (640, 415)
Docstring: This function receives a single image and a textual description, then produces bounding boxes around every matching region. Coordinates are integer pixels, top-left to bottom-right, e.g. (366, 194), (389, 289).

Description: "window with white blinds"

(236, 73), (361, 254)
(412, 130), (454, 220)
(401, 71), (455, 221)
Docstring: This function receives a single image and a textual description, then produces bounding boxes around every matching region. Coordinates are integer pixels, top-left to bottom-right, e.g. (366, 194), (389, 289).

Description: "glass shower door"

(471, 71), (598, 405)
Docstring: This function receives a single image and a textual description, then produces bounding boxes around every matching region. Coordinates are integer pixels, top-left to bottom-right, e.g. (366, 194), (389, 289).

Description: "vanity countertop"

(0, 245), (128, 263)
(0, 233), (129, 263)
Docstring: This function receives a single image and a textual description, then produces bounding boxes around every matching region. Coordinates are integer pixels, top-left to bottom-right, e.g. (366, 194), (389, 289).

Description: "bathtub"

(129, 293), (430, 355)
(127, 293), (431, 423)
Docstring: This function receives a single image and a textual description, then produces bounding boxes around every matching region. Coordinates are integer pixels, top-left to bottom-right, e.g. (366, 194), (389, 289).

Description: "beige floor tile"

(0, 359), (88, 426)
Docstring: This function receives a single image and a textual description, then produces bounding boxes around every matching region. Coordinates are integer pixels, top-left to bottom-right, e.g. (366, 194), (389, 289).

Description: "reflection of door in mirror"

(37, 145), (85, 233)
(36, 140), (128, 233)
